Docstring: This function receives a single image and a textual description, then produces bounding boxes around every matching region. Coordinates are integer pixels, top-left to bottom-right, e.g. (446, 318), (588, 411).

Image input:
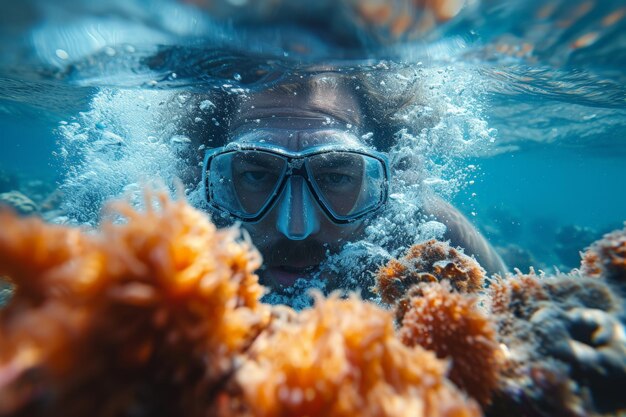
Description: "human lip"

(265, 265), (318, 287)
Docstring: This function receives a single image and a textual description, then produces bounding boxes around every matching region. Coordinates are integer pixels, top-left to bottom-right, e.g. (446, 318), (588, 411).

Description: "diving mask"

(202, 143), (390, 224)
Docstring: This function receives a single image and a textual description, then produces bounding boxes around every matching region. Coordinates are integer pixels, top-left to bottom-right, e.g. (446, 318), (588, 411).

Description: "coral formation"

(374, 239), (485, 322)
(0, 192), (482, 417)
(375, 240), (485, 304)
(0, 191), (38, 216)
(581, 225), (626, 284)
(487, 270), (626, 416)
(1, 191), (626, 417)
(220, 294), (481, 417)
(398, 282), (502, 407)
(375, 235), (626, 417)
(0, 192), (269, 416)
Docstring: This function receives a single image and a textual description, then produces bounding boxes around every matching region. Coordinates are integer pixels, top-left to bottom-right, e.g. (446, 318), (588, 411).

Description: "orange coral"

(0, 192), (269, 416)
(581, 225), (626, 283)
(221, 294), (482, 417)
(398, 282), (502, 406)
(374, 240), (486, 322)
(0, 192), (486, 417)
(375, 240), (485, 305)
(488, 272), (549, 317)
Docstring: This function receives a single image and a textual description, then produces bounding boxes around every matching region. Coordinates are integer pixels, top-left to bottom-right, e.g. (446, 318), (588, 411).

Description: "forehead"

(232, 75), (362, 128)
(231, 125), (365, 152)
(229, 76), (365, 152)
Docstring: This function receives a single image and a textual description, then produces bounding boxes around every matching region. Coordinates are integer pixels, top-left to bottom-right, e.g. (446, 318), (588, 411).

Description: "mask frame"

(202, 142), (390, 224)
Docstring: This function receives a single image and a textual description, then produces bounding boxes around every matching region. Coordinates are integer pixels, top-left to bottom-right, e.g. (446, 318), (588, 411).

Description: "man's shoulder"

(421, 195), (508, 276)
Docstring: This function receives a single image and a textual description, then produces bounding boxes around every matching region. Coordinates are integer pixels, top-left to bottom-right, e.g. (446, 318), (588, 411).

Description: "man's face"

(228, 81), (367, 289)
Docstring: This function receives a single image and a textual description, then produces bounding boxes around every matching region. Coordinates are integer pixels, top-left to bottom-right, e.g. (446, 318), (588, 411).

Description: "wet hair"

(183, 67), (438, 159)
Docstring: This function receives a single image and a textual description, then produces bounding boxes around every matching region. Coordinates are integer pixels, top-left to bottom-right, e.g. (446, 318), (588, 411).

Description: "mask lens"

(207, 150), (286, 218)
(307, 152), (385, 219)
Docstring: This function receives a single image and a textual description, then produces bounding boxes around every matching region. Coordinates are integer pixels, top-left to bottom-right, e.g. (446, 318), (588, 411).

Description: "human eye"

(317, 172), (354, 187)
(239, 169), (278, 187)
(242, 170), (270, 182)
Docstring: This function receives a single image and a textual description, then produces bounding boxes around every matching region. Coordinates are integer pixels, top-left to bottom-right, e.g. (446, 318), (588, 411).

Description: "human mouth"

(264, 265), (318, 287)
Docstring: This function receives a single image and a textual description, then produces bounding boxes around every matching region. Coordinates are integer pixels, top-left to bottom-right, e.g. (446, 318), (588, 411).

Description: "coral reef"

(0, 191), (38, 216)
(375, 233), (626, 417)
(1, 192), (626, 417)
(398, 282), (502, 407)
(374, 239), (485, 322)
(0, 192), (269, 416)
(220, 295), (481, 417)
(581, 225), (626, 284)
(0, 192), (481, 417)
(487, 270), (626, 416)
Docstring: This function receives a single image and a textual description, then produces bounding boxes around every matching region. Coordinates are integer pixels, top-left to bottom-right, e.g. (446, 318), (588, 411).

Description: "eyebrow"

(232, 152), (281, 169)
(310, 153), (363, 172)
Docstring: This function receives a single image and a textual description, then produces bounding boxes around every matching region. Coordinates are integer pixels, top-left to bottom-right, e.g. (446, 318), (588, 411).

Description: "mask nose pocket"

(276, 176), (320, 240)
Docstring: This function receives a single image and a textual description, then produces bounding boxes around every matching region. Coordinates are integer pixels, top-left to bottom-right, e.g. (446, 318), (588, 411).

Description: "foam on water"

(56, 88), (192, 225)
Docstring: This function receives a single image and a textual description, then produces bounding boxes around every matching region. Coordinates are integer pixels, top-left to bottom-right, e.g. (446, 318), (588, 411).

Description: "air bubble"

(200, 100), (216, 111)
(55, 49), (69, 60)
(170, 135), (191, 145)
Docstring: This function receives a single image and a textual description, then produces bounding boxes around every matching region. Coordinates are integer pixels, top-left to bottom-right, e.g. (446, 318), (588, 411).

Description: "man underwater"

(189, 71), (507, 293)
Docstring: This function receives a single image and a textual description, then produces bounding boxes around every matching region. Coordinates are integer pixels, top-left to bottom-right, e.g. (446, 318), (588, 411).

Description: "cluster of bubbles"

(311, 63), (496, 301)
(56, 88), (190, 225)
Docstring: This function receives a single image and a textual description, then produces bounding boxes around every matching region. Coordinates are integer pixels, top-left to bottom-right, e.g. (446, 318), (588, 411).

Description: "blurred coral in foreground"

(0, 192), (269, 416)
(398, 282), (502, 407)
(2, 193), (626, 417)
(221, 295), (480, 417)
(0, 192), (480, 417)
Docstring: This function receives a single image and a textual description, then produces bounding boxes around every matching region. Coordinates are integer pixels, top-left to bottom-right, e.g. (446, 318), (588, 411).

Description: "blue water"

(1, 0), (625, 273)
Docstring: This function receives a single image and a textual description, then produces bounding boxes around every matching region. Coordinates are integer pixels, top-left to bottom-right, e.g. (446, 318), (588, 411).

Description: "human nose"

(276, 176), (321, 240)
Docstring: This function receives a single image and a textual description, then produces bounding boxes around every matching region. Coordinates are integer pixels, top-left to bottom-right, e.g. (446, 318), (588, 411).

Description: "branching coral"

(220, 294), (482, 417)
(398, 282), (502, 407)
(0, 192), (269, 416)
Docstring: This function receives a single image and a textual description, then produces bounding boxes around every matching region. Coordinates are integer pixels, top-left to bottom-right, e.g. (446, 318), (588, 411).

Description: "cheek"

(319, 220), (365, 243)
(240, 217), (276, 245)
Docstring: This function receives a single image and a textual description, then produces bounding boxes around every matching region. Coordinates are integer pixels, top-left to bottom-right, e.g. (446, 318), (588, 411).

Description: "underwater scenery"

(1, 0), (626, 416)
